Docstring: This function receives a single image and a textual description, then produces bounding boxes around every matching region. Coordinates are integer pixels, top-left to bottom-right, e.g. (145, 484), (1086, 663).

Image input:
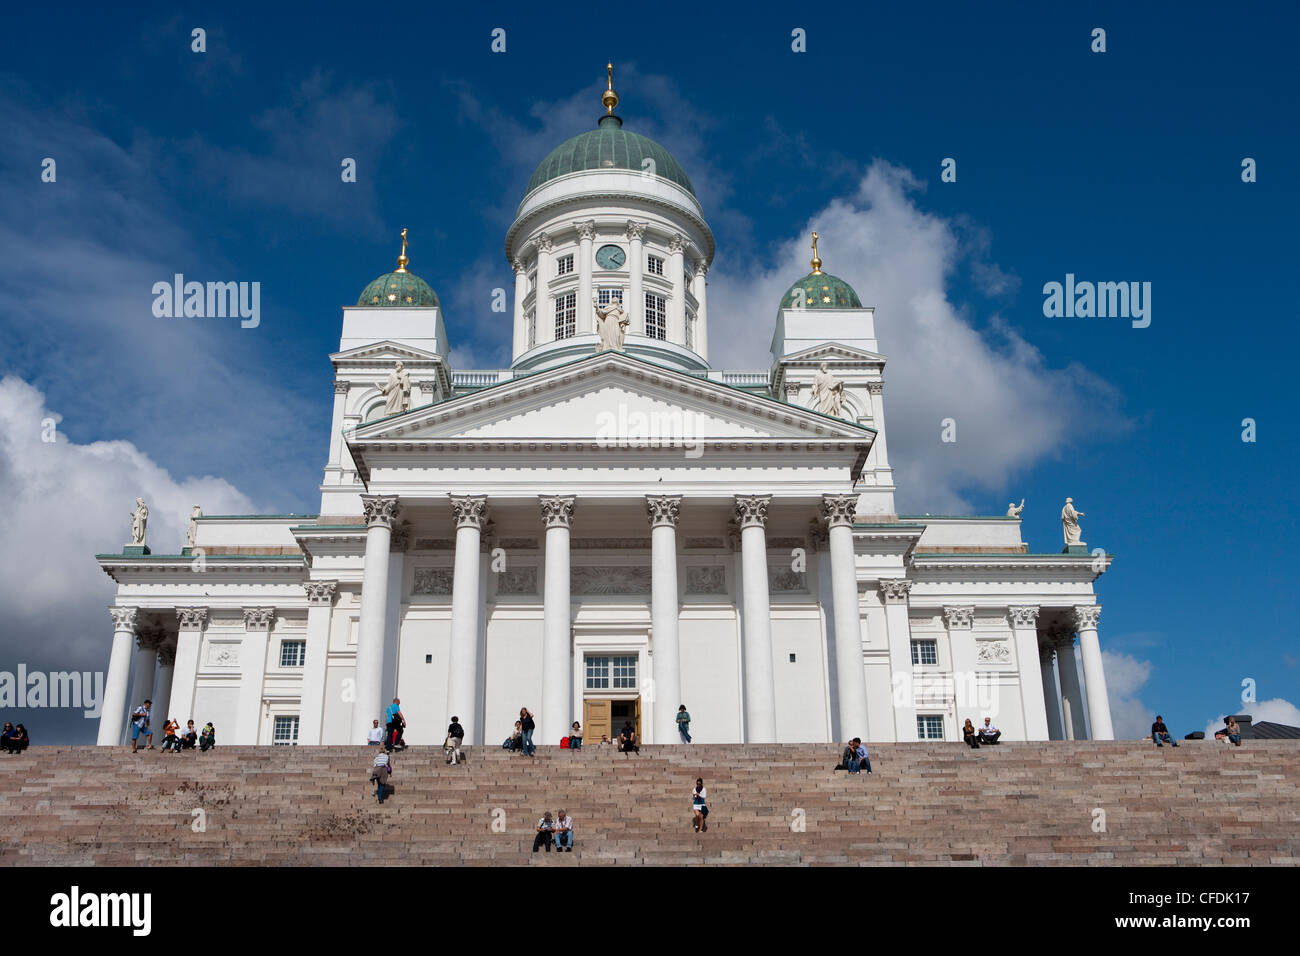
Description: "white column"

(126, 628), (161, 729)
(298, 584), (335, 745)
(534, 232), (553, 344)
(735, 495), (776, 742)
(1039, 643), (1065, 740)
(880, 579), (916, 740)
(692, 264), (709, 361)
(647, 495), (683, 745)
(1008, 607), (1049, 740)
(626, 221), (645, 333)
(822, 495), (869, 741)
(98, 607), (138, 745)
(577, 221), (596, 336)
(1054, 630), (1086, 740)
(866, 382), (893, 481)
(154, 644), (176, 724)
(1074, 605), (1113, 740)
(447, 494), (488, 746)
(353, 494), (398, 743)
(668, 234), (687, 344)
(539, 495), (575, 746)
(512, 257), (528, 360)
(236, 608), (273, 744)
(169, 608), (205, 725)
(945, 606), (977, 739)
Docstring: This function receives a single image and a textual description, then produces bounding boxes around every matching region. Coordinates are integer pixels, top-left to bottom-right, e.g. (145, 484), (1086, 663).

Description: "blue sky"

(1, 2), (1296, 742)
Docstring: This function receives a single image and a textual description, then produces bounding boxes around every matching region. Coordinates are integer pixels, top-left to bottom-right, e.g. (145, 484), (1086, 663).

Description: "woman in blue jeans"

(519, 707), (536, 756)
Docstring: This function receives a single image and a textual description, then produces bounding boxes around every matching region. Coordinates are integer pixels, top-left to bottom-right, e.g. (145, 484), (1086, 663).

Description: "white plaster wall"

(912, 517), (1025, 549)
(321, 665), (355, 743)
(393, 614), (451, 745)
(770, 611), (830, 742)
(483, 613), (545, 744)
(678, 611), (742, 742)
(339, 307), (447, 354)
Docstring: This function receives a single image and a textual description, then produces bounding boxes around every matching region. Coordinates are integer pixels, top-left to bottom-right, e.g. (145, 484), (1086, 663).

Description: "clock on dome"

(595, 244), (626, 270)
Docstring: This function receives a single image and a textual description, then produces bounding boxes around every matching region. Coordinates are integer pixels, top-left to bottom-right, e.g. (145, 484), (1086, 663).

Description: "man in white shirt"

(553, 810), (574, 852)
(369, 749), (393, 804)
(130, 699), (152, 753)
(978, 717), (1001, 745)
(366, 719), (384, 746)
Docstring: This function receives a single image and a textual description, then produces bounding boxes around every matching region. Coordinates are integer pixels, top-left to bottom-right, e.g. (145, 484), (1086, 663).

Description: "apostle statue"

(1006, 499), (1025, 518)
(129, 497), (149, 547)
(186, 505), (202, 550)
(594, 295), (630, 352)
(382, 361), (411, 416)
(1061, 497), (1086, 547)
(810, 362), (845, 418)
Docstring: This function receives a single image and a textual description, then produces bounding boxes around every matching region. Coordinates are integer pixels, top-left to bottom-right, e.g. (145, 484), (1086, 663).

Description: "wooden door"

(584, 698), (611, 745)
(634, 696), (642, 742)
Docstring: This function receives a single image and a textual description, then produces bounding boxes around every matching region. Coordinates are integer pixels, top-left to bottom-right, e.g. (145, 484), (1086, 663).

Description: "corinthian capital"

(733, 495), (771, 530)
(361, 494), (400, 530)
(176, 607), (208, 630)
(806, 518), (828, 552)
(534, 231), (553, 254)
(109, 606), (139, 631)
(135, 628), (164, 651)
(577, 220), (597, 242)
(242, 608), (275, 632)
(668, 234), (686, 255)
(878, 579), (912, 604)
(539, 495), (576, 529)
(694, 264), (707, 281)
(646, 495), (682, 528)
(512, 257), (525, 275)
(304, 582), (338, 607)
(157, 644), (176, 667)
(1072, 605), (1102, 631)
(820, 493), (857, 529)
(943, 606), (974, 629)
(450, 494), (490, 530)
(333, 380), (351, 394)
(625, 220), (645, 241)
(1008, 606), (1040, 629)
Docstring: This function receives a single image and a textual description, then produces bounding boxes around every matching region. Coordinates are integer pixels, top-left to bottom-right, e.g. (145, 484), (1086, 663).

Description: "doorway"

(584, 697), (640, 745)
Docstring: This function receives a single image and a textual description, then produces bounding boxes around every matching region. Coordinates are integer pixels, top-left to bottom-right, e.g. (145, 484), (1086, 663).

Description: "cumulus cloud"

(0, 377), (257, 741)
(1101, 650), (1155, 739)
(1204, 698), (1300, 738)
(707, 161), (1128, 512)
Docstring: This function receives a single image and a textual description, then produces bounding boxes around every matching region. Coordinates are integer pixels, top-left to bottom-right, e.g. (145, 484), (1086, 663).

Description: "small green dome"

(778, 271), (863, 315)
(526, 115), (695, 197)
(357, 270), (439, 308)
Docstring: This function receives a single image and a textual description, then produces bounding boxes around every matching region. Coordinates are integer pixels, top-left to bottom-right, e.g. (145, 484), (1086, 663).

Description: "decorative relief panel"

(976, 640), (1013, 664)
(571, 565), (651, 595)
(204, 643), (241, 667)
(413, 567), (454, 595)
(497, 566), (539, 595)
(768, 567), (808, 592)
(685, 565), (726, 594)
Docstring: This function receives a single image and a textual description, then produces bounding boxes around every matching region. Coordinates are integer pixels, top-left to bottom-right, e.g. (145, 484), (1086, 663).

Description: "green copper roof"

(526, 115), (695, 197)
(357, 270), (439, 308)
(778, 271), (863, 316)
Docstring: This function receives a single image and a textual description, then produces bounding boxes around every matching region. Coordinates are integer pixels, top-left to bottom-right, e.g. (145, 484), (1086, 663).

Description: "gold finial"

(602, 61), (619, 114)
(810, 231), (822, 274)
(396, 228), (409, 272)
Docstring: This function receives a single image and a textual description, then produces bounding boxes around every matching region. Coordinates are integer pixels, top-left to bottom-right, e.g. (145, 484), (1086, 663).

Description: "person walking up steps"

(676, 705), (692, 743)
(130, 699), (153, 752)
(692, 778), (708, 832)
(369, 748), (394, 804)
(445, 716), (465, 765)
(519, 707), (536, 757)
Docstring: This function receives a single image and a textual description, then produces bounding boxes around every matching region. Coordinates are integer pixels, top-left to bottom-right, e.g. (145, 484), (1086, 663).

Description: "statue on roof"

(1061, 497), (1086, 547)
(594, 295), (630, 353)
(1007, 499), (1024, 518)
(129, 498), (149, 547)
(382, 360), (411, 416)
(186, 505), (202, 549)
(811, 362), (845, 418)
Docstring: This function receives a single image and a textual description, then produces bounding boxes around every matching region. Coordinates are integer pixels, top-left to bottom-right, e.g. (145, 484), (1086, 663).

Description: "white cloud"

(1100, 650), (1155, 739)
(0, 376), (256, 686)
(707, 160), (1127, 512)
(1204, 697), (1300, 738)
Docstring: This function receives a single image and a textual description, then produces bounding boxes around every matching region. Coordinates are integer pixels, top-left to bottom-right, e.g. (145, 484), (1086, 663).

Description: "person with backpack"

(130, 699), (152, 753)
(370, 748), (394, 804)
(445, 715), (465, 765)
(519, 707), (536, 757)
(385, 698), (406, 751)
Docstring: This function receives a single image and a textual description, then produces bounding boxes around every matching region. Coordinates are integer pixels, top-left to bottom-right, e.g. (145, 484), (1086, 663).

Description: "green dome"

(778, 271), (863, 314)
(526, 115), (695, 197)
(357, 270), (439, 308)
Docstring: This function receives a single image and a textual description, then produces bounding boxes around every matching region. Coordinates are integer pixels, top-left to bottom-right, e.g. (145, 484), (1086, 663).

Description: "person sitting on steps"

(977, 717), (1001, 745)
(569, 721), (583, 751)
(533, 812), (555, 853)
(963, 719), (981, 749)
(618, 720), (639, 755)
(1151, 714), (1178, 748)
(692, 778), (708, 832)
(553, 810), (575, 852)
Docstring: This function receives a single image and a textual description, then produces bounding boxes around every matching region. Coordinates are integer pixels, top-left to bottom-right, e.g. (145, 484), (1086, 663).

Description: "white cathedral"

(96, 71), (1114, 749)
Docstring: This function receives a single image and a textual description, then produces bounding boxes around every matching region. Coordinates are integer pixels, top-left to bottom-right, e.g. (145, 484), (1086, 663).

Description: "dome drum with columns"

(93, 67), (1115, 750)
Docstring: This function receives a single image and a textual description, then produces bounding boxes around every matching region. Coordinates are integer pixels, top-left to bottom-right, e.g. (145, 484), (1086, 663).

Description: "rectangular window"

(611, 655), (637, 689)
(556, 254), (574, 277)
(555, 292), (576, 339)
(647, 255), (664, 276)
(917, 715), (944, 740)
(686, 309), (697, 350)
(279, 640), (306, 667)
(597, 287), (623, 307)
(273, 715), (300, 746)
(645, 292), (666, 340)
(526, 309), (536, 348)
(911, 639), (938, 666)
(585, 655), (610, 690)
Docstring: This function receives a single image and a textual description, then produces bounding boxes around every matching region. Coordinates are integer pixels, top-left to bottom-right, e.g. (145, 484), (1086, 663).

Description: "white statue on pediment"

(129, 497), (149, 546)
(1007, 499), (1024, 518)
(1061, 497), (1086, 547)
(187, 505), (202, 549)
(382, 361), (411, 416)
(811, 362), (845, 418)
(594, 295), (630, 352)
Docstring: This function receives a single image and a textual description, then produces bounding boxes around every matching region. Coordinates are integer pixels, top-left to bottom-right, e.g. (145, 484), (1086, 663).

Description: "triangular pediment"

(351, 351), (873, 444)
(778, 342), (886, 366)
(330, 340), (446, 366)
